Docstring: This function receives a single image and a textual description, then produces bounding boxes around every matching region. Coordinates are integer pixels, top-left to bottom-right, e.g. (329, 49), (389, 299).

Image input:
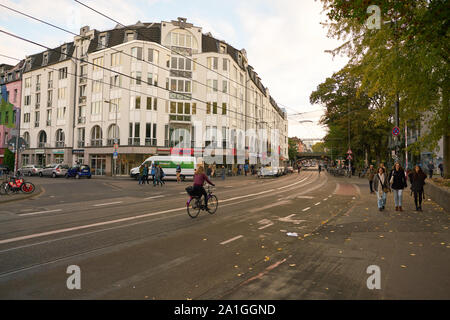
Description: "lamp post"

(104, 100), (118, 177)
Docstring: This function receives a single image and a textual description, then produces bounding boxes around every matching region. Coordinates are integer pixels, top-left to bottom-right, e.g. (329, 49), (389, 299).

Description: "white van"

(130, 156), (197, 181)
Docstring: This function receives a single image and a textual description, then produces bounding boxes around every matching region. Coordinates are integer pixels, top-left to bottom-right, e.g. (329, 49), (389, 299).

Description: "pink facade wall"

(0, 79), (21, 150)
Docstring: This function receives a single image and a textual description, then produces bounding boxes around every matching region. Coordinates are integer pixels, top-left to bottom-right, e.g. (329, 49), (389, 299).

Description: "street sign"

(7, 137), (27, 152)
(113, 151), (118, 159)
(392, 126), (400, 136)
(347, 155), (353, 160)
(347, 149), (352, 154)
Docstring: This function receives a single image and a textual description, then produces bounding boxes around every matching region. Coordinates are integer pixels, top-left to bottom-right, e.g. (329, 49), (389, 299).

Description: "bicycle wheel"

(207, 195), (218, 215)
(187, 198), (201, 218)
(21, 182), (35, 194)
(0, 182), (8, 195)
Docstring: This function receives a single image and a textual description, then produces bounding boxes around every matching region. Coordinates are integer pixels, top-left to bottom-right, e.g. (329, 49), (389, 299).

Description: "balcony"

(145, 138), (157, 147)
(46, 120), (51, 126)
(36, 84), (41, 92)
(78, 116), (86, 124)
(128, 138), (140, 146)
(77, 141), (85, 148)
(79, 76), (87, 84)
(78, 96), (87, 104)
(48, 81), (53, 89)
(55, 142), (65, 148)
(47, 101), (52, 108)
(169, 114), (191, 122)
(106, 139), (120, 146)
(91, 140), (103, 147)
(35, 103), (40, 109)
(34, 121), (40, 128)
(38, 142), (48, 148)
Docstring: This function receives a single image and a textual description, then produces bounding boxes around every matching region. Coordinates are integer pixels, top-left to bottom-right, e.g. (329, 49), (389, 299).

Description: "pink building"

(0, 61), (24, 166)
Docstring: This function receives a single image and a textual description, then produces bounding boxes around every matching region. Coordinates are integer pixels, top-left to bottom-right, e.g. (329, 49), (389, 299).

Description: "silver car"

(18, 164), (43, 176)
(39, 164), (69, 178)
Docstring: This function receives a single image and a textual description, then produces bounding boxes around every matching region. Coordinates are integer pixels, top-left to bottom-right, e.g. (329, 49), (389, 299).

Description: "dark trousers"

(429, 170), (433, 179)
(193, 185), (208, 206)
(144, 175), (149, 184)
(414, 190), (424, 208)
(369, 180), (374, 192)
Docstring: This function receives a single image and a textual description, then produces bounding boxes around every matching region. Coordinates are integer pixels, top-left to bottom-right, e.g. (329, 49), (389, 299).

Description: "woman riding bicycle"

(193, 166), (215, 209)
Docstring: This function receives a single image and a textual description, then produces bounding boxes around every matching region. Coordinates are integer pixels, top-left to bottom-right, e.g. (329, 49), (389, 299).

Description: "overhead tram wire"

(73, 0), (302, 117)
(0, 3), (274, 121)
(0, 29), (274, 126)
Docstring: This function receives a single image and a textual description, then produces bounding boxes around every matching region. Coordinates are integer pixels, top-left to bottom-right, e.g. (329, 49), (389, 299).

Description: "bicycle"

(185, 185), (219, 218)
(0, 174), (35, 195)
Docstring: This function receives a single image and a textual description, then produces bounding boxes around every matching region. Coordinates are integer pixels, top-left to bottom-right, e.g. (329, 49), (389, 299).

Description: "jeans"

(393, 189), (403, 207)
(376, 191), (386, 209)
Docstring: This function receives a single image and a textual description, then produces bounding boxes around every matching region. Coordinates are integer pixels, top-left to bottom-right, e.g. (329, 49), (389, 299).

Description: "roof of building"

(23, 42), (76, 73)
(0, 60), (25, 84)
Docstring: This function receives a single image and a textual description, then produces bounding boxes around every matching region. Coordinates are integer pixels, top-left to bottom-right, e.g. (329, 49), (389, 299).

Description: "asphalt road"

(0, 170), (448, 299)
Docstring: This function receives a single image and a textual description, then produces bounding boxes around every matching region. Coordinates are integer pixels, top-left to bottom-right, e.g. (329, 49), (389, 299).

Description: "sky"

(0, 0), (349, 140)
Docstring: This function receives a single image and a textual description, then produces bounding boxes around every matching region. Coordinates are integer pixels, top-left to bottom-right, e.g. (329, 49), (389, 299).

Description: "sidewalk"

(224, 174), (450, 299)
(0, 185), (44, 204)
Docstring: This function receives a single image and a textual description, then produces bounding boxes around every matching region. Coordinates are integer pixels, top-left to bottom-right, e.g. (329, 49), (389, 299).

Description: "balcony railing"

(79, 76), (87, 84)
(128, 138), (140, 146)
(169, 114), (191, 122)
(145, 138), (157, 147)
(106, 139), (120, 146)
(78, 116), (86, 124)
(38, 142), (47, 148)
(78, 96), (87, 104)
(34, 121), (40, 128)
(46, 120), (51, 126)
(47, 101), (52, 108)
(55, 142), (65, 148)
(91, 140), (103, 147)
(77, 141), (85, 148)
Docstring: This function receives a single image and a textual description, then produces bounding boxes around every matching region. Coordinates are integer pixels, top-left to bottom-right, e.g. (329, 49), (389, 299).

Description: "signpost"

(392, 126), (400, 136)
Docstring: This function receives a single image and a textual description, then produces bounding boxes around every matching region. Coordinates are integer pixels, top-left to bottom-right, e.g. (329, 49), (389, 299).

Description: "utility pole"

(104, 100), (118, 177)
(348, 103), (351, 176)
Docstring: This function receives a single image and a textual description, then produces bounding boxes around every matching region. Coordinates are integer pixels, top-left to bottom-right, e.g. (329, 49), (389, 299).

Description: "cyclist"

(193, 166), (215, 209)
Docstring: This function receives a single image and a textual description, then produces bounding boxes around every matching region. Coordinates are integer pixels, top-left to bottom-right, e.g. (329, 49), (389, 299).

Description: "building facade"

(0, 62), (23, 166)
(19, 18), (288, 175)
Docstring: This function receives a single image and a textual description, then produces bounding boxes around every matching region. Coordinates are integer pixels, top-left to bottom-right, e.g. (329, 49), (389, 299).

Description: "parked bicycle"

(185, 185), (218, 218)
(0, 174), (35, 195)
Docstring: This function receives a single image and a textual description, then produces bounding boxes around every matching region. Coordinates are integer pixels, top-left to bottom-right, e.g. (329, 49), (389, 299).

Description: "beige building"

(20, 18), (288, 176)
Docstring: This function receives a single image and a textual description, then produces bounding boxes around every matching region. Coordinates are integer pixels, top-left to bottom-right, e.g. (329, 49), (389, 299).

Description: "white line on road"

(302, 207), (311, 212)
(93, 201), (123, 207)
(221, 189), (275, 203)
(323, 198), (328, 201)
(220, 235), (243, 245)
(145, 195), (164, 200)
(277, 177), (308, 190)
(297, 196), (314, 199)
(314, 202), (321, 206)
(18, 209), (63, 217)
(258, 222), (274, 230)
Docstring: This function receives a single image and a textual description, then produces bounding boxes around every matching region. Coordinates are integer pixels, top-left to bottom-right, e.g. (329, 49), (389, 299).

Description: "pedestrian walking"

(160, 165), (166, 185)
(222, 165), (226, 180)
(408, 165), (427, 211)
(176, 164), (182, 183)
(154, 163), (161, 187)
(143, 164), (150, 185)
(251, 164), (255, 176)
(427, 161), (435, 179)
(138, 165), (144, 185)
(206, 165), (212, 180)
(318, 164), (322, 175)
(438, 162), (444, 178)
(373, 167), (389, 211)
(244, 163), (249, 176)
(367, 165), (376, 194)
(151, 164), (156, 186)
(389, 162), (407, 212)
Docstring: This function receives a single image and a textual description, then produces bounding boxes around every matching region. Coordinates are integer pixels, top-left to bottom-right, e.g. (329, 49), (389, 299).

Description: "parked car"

(66, 164), (92, 179)
(39, 164), (69, 178)
(17, 164), (43, 176)
(258, 166), (280, 178)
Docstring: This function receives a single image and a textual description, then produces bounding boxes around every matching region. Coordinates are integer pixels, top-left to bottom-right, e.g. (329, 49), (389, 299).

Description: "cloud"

(236, 0), (348, 139)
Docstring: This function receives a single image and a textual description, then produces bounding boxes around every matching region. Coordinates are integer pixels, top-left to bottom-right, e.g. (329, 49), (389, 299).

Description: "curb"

(0, 185), (45, 204)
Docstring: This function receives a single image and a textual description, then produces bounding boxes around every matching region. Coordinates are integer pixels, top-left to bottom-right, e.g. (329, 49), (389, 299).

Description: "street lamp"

(104, 100), (118, 177)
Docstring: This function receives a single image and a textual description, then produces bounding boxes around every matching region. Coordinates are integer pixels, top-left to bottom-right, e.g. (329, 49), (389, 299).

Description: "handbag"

(378, 174), (390, 193)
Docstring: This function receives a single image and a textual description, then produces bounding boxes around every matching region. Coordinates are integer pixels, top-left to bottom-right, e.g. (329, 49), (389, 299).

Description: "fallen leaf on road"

(401, 265), (407, 268)
(339, 250), (343, 254)
(277, 248), (282, 251)
(234, 265), (238, 268)
(441, 242), (446, 245)
(410, 253), (416, 256)
(381, 257), (385, 260)
(409, 242), (414, 245)
(203, 238), (207, 241)
(264, 256), (270, 261)
(261, 245), (265, 248)
(237, 274), (242, 277)
(379, 235), (384, 238)
(289, 264), (296, 267)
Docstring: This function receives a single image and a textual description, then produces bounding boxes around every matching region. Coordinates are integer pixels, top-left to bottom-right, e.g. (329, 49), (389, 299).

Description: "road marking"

(314, 202), (321, 206)
(302, 207), (311, 212)
(18, 209), (63, 217)
(220, 235), (244, 245)
(297, 195), (314, 199)
(278, 214), (305, 225)
(145, 195), (164, 200)
(179, 192), (186, 195)
(276, 177), (308, 190)
(93, 201), (123, 207)
(222, 189), (275, 202)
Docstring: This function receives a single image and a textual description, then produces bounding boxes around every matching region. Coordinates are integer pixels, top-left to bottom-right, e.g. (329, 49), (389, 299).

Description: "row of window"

(23, 108), (67, 126)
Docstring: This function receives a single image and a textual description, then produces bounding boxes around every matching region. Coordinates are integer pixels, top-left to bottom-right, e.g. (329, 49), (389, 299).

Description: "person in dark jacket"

(427, 161), (434, 179)
(367, 165), (376, 194)
(193, 166), (215, 209)
(389, 162), (407, 211)
(409, 165), (427, 211)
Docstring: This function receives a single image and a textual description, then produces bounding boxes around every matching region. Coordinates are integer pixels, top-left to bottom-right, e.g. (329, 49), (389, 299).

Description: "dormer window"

(238, 53), (242, 65)
(60, 46), (67, 60)
(219, 44), (227, 54)
(43, 52), (49, 65)
(126, 31), (135, 42)
(98, 33), (108, 49)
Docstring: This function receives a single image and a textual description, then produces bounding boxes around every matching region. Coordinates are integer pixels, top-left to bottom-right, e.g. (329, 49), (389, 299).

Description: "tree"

(319, 0), (450, 177)
(4, 149), (15, 171)
(288, 138), (299, 163)
(312, 142), (326, 153)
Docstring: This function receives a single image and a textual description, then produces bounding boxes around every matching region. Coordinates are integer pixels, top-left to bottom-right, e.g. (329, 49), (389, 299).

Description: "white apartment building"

(20, 18), (288, 176)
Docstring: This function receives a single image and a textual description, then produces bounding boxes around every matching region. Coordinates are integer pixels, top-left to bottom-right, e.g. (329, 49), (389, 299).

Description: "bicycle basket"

(185, 186), (195, 196)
